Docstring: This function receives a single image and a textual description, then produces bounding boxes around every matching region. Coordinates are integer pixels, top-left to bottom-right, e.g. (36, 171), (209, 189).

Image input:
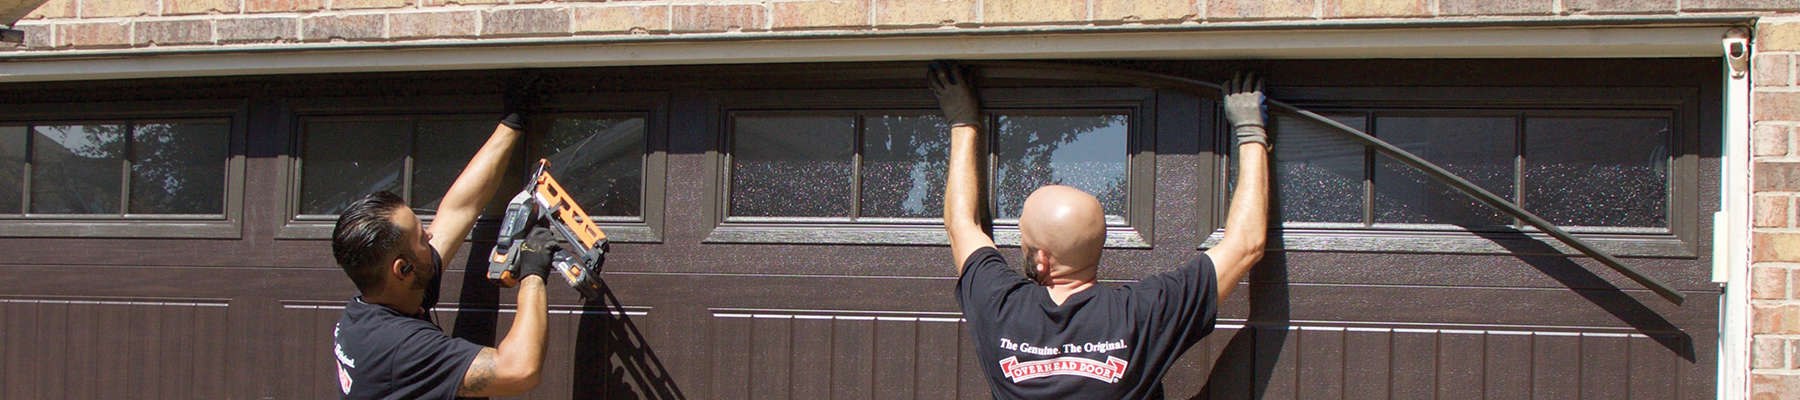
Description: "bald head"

(1018, 185), (1105, 272)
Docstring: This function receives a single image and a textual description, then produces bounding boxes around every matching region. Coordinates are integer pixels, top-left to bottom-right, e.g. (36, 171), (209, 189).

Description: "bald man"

(932, 62), (1270, 399)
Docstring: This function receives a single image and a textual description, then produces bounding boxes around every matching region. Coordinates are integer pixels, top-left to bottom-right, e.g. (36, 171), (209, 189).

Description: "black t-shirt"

(333, 297), (485, 400)
(957, 247), (1220, 400)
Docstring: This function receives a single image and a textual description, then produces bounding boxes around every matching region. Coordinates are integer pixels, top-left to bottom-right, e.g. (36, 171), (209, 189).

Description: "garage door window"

(0, 120), (229, 216)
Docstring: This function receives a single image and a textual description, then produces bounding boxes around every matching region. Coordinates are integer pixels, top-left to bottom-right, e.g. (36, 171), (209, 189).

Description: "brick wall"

(1754, 15), (1800, 400)
(4, 0), (1796, 50)
(7, 0), (1800, 398)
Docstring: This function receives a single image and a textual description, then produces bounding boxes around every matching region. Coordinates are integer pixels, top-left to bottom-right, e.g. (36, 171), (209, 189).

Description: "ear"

(1033, 249), (1053, 280)
(391, 257), (411, 280)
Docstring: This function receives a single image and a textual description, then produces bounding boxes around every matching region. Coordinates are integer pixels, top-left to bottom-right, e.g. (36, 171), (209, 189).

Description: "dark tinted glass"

(730, 115), (855, 217)
(130, 122), (229, 214)
(412, 118), (498, 215)
(32, 124), (126, 214)
(0, 126), (23, 213)
(1269, 113), (1366, 223)
(300, 120), (407, 215)
(538, 117), (646, 217)
(1372, 116), (1514, 226)
(1524, 117), (1670, 227)
(994, 113), (1129, 219)
(860, 114), (949, 218)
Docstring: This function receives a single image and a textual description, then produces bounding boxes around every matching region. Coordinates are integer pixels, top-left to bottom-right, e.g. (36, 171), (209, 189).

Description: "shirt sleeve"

(956, 247), (1029, 322)
(390, 324), (486, 400)
(1124, 254), (1221, 352)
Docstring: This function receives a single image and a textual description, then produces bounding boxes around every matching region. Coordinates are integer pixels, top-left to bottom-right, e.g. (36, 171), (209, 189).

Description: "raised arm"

(457, 228), (554, 397)
(426, 85), (532, 259)
(932, 62), (997, 272)
(1203, 73), (1272, 302)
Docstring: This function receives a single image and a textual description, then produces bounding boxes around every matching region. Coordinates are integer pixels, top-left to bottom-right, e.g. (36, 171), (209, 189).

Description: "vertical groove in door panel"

(319, 308), (342, 400)
(750, 317), (792, 399)
(99, 304), (128, 399)
(1580, 334), (1629, 399)
(958, 323), (986, 400)
(542, 312), (574, 400)
(791, 317), (833, 399)
(1626, 335), (1679, 400)
(1389, 330), (1436, 400)
(915, 321), (961, 400)
(1532, 333), (1581, 399)
(281, 307), (305, 397)
(136, 304), (161, 399)
(1484, 332), (1532, 400)
(873, 319), (918, 400)
(1163, 325), (1224, 398)
(831, 318), (875, 400)
(1205, 326), (1253, 400)
(196, 303), (226, 399)
(1436, 331), (1483, 399)
(1338, 329), (1378, 398)
(162, 305), (189, 400)
(65, 303), (95, 400)
(710, 316), (752, 400)
(1253, 326), (1299, 400)
(1298, 328), (1345, 398)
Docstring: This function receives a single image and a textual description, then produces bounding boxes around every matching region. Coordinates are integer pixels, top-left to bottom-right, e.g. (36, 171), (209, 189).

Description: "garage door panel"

(1533, 333), (1582, 399)
(1267, 252), (1715, 293)
(1391, 329), (1438, 400)
(1629, 335), (1682, 400)
(1438, 331), (1484, 399)
(1581, 334), (1631, 399)
(1251, 325), (1299, 400)
(1486, 332), (1533, 400)
(1228, 284), (1714, 331)
(1296, 326), (1345, 398)
(1342, 328), (1392, 400)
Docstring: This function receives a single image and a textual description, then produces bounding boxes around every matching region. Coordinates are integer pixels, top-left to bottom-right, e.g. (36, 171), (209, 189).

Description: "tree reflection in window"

(32, 124), (126, 214)
(993, 113), (1130, 220)
(537, 117), (646, 218)
(861, 114), (948, 218)
(1, 121), (228, 215)
(299, 120), (407, 215)
(131, 122), (228, 214)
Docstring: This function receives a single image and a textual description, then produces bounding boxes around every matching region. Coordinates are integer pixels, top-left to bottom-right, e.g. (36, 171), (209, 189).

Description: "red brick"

(134, 19), (213, 46)
(302, 14), (385, 42)
(164, 0), (238, 15)
(1755, 265), (1791, 299)
(1755, 336), (1787, 368)
(1324, 0), (1429, 18)
(217, 17), (299, 43)
(1757, 195), (1792, 228)
(1684, 0), (1796, 11)
(23, 0), (76, 19)
(1758, 162), (1800, 192)
(334, 0), (411, 9)
(1207, 0), (1312, 20)
(390, 11), (478, 39)
(1564, 0), (1677, 14)
(1760, 20), (1800, 52)
(421, 0), (506, 6)
(483, 7), (571, 37)
(246, 0), (323, 13)
(56, 21), (131, 48)
(1792, 339), (1800, 368)
(573, 5), (669, 34)
(1093, 0), (1193, 22)
(1758, 91), (1800, 121)
(1757, 125), (1791, 157)
(1753, 373), (1800, 400)
(673, 4), (765, 33)
(873, 0), (975, 26)
(81, 0), (159, 17)
(773, 0), (868, 29)
(1755, 303), (1800, 333)
(1755, 233), (1800, 262)
(16, 24), (53, 49)
(985, 0), (1085, 24)
(1440, 0), (1552, 16)
(1757, 54), (1791, 88)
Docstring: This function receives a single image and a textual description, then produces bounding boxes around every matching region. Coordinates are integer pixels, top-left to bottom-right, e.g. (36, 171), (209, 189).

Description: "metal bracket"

(1724, 28), (1751, 79)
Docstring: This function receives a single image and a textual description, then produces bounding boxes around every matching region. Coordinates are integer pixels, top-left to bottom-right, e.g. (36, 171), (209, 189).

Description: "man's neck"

(361, 291), (422, 316)
(1044, 279), (1096, 306)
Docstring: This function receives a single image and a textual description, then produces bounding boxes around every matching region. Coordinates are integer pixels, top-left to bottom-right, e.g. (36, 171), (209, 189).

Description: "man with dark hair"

(329, 99), (553, 399)
(933, 62), (1271, 399)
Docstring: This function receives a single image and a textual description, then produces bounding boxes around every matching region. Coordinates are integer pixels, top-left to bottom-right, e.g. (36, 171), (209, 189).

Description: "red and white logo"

(337, 361), (354, 394)
(999, 356), (1129, 384)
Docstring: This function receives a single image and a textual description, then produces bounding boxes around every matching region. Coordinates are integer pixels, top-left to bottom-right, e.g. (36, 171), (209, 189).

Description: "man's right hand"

(928, 61), (983, 128)
(515, 226), (558, 281)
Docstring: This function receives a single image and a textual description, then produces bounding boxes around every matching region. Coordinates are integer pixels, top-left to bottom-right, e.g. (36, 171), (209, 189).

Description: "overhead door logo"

(998, 356), (1129, 384)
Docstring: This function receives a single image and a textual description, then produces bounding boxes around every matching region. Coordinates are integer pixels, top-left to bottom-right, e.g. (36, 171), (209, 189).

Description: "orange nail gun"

(487, 159), (607, 298)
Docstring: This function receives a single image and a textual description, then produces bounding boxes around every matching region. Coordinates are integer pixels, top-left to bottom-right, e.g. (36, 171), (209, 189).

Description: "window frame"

(0, 99), (248, 238)
(702, 87), (1157, 248)
(277, 92), (669, 243)
(1204, 86), (1703, 257)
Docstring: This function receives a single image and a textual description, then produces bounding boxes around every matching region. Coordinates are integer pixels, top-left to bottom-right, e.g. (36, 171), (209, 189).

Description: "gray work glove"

(928, 61), (983, 129)
(1222, 72), (1268, 147)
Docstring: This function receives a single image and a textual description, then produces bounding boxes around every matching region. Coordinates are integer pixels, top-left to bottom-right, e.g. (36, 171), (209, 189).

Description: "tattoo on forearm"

(460, 351), (497, 395)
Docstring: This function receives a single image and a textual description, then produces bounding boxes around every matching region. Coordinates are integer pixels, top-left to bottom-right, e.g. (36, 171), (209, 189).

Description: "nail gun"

(487, 159), (607, 298)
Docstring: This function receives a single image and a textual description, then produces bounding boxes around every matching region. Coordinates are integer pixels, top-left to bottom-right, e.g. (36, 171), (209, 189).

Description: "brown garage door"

(0, 58), (1718, 399)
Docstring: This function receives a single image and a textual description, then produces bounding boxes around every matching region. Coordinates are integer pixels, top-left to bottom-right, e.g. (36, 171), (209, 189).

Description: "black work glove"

(515, 226), (559, 281)
(500, 73), (544, 130)
(928, 61), (983, 129)
(1222, 72), (1269, 147)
